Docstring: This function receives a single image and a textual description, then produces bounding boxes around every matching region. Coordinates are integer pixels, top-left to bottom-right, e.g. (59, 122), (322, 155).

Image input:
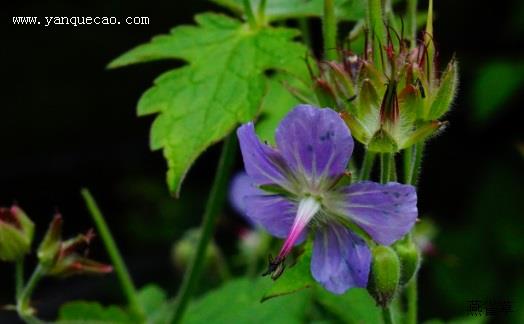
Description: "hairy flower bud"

(368, 245), (400, 307)
(0, 205), (34, 261)
(306, 0), (457, 153)
(393, 237), (421, 285)
(37, 214), (112, 277)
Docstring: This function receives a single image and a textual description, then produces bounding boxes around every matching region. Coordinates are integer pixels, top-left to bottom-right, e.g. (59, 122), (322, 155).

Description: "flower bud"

(0, 205), (34, 261)
(172, 228), (217, 270)
(393, 237), (421, 285)
(37, 214), (112, 277)
(368, 245), (400, 308)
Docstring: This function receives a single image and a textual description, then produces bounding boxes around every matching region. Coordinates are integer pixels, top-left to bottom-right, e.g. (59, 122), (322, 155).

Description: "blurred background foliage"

(2, 0), (523, 323)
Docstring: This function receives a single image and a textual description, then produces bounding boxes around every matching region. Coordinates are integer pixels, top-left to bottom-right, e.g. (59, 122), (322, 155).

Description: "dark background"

(2, 0), (523, 323)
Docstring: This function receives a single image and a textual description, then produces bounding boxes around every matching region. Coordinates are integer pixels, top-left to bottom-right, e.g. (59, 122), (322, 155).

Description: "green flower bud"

(368, 245), (400, 308)
(0, 205), (34, 261)
(393, 237), (421, 285)
(172, 228), (217, 270)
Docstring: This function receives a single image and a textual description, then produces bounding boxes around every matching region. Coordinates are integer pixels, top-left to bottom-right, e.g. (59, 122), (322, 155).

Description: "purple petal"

(330, 181), (418, 245)
(311, 223), (371, 294)
(275, 105), (353, 185)
(243, 194), (305, 243)
(237, 123), (292, 189)
(229, 172), (260, 225)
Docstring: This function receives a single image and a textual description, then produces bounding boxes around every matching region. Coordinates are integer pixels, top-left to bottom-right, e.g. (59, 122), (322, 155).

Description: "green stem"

(298, 18), (312, 48)
(406, 142), (425, 186)
(389, 153), (397, 182)
(323, 0), (337, 60)
(367, 0), (386, 71)
(360, 150), (376, 181)
(214, 245), (232, 281)
(406, 277), (418, 324)
(380, 153), (392, 183)
(242, 0), (257, 29)
(81, 189), (144, 320)
(406, 0), (418, 47)
(257, 0), (267, 25)
(382, 306), (395, 324)
(15, 259), (24, 300)
(170, 134), (237, 324)
(17, 264), (45, 316)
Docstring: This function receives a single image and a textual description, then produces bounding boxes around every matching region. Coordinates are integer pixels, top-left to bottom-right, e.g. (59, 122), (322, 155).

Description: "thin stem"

(15, 259), (24, 300)
(408, 142), (425, 186)
(298, 18), (312, 48)
(170, 134), (237, 324)
(323, 0), (337, 60)
(406, 0), (418, 47)
(382, 306), (395, 324)
(402, 146), (414, 184)
(257, 0), (267, 25)
(242, 0), (257, 29)
(406, 277), (418, 324)
(81, 189), (144, 320)
(360, 150), (376, 181)
(214, 245), (231, 281)
(389, 153), (397, 182)
(380, 153), (392, 184)
(17, 264), (45, 315)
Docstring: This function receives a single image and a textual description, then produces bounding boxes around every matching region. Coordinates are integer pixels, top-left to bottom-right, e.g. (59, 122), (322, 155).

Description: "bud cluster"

(309, 21), (458, 153)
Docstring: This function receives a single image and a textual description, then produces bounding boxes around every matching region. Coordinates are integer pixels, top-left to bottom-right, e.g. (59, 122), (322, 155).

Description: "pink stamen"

(277, 197), (321, 260)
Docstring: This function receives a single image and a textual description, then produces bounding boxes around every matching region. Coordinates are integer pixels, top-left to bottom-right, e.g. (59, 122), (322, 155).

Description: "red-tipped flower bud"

(0, 205), (34, 261)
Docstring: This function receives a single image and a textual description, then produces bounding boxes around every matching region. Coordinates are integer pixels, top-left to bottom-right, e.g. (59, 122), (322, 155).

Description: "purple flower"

(235, 105), (417, 294)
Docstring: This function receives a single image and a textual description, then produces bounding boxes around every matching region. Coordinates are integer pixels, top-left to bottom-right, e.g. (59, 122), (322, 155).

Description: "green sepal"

(367, 128), (399, 153)
(392, 237), (421, 285)
(401, 120), (446, 149)
(358, 78), (380, 117)
(340, 111), (372, 145)
(37, 214), (63, 268)
(427, 60), (458, 120)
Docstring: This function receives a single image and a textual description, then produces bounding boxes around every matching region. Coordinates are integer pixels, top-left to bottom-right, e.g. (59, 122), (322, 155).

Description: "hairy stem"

(360, 151), (376, 181)
(382, 305), (395, 324)
(406, 0), (418, 46)
(407, 142), (425, 186)
(170, 134), (237, 324)
(323, 0), (337, 60)
(242, 0), (257, 29)
(380, 153), (392, 183)
(81, 189), (144, 320)
(15, 259), (24, 300)
(298, 18), (312, 48)
(17, 264), (45, 316)
(406, 277), (418, 324)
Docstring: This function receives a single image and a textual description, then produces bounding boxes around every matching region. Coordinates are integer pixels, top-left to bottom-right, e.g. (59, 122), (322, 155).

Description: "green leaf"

(211, 0), (366, 22)
(58, 301), (132, 323)
(471, 61), (524, 123)
(424, 317), (487, 324)
(314, 288), (382, 324)
(137, 284), (171, 323)
(262, 241), (316, 301)
(108, 13), (308, 195)
(184, 277), (311, 324)
(255, 75), (302, 145)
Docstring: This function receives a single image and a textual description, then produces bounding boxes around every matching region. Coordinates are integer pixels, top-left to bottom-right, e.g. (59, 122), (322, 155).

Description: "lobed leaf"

(109, 13), (308, 195)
